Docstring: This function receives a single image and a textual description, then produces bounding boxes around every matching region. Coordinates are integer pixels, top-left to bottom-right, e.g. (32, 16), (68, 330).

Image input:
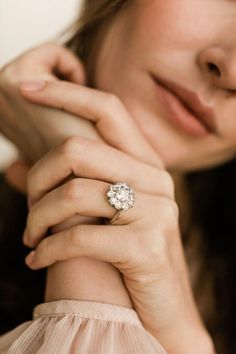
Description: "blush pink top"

(0, 299), (167, 353)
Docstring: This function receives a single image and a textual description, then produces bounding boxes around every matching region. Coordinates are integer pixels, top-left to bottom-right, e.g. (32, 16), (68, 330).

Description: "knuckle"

(60, 136), (94, 169)
(149, 196), (179, 232)
(131, 244), (148, 265)
(151, 232), (169, 260)
(146, 226), (168, 257)
(0, 58), (27, 89)
(120, 225), (173, 281)
(141, 230), (170, 274)
(168, 199), (179, 221)
(127, 228), (149, 261)
(128, 228), (169, 274)
(60, 136), (81, 156)
(63, 178), (83, 200)
(160, 198), (179, 229)
(107, 94), (122, 110)
(69, 226), (84, 250)
(161, 171), (175, 198)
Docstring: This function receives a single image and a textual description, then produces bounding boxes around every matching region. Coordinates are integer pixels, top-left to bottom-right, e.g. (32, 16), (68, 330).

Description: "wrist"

(150, 322), (216, 354)
(45, 257), (133, 309)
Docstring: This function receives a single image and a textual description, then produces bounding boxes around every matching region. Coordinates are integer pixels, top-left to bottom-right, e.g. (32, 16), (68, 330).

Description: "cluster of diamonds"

(107, 182), (135, 211)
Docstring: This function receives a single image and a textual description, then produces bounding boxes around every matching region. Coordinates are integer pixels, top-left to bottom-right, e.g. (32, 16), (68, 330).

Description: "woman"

(0, 0), (235, 352)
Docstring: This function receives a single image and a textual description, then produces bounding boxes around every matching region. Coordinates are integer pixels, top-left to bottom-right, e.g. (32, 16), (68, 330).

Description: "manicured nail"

(25, 250), (36, 266)
(20, 80), (46, 92)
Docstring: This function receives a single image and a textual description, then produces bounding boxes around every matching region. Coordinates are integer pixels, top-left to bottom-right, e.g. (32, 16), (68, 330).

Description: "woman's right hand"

(0, 43), (101, 164)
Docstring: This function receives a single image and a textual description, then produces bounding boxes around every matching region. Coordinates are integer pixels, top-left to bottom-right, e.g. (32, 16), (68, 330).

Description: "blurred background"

(0, 0), (82, 170)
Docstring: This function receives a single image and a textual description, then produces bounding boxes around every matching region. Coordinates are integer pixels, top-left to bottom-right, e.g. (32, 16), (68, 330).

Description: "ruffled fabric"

(0, 300), (167, 354)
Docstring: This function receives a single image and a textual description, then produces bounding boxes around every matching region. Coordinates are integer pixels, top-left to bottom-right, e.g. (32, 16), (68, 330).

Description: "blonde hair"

(67, 0), (128, 62)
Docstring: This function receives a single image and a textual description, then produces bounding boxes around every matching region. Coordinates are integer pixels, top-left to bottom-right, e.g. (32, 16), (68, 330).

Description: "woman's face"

(93, 0), (236, 172)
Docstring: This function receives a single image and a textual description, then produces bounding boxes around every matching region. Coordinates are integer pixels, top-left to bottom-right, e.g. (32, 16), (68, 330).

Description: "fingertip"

(25, 250), (36, 267)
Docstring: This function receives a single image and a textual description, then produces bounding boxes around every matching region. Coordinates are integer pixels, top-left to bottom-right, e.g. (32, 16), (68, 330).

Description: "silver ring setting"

(107, 182), (135, 211)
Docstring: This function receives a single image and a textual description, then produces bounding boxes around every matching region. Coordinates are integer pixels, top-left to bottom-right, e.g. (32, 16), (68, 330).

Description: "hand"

(0, 43), (100, 165)
(21, 81), (214, 353)
(0, 43), (145, 310)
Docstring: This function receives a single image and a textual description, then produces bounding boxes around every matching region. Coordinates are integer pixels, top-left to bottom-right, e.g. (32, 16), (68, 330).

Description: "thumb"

(4, 160), (31, 195)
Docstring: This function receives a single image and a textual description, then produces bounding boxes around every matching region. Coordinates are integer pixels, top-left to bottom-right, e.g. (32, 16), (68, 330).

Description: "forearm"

(45, 258), (133, 307)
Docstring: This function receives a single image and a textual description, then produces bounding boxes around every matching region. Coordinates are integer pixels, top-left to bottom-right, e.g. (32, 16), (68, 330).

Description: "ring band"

(106, 210), (122, 225)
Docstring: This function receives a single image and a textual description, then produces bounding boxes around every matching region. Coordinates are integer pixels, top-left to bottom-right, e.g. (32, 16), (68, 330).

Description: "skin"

(0, 44), (137, 311)
(3, 0), (236, 352)
(18, 81), (215, 353)
(90, 0), (236, 171)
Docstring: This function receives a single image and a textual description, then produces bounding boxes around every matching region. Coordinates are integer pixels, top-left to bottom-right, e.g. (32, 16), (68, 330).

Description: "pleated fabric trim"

(0, 300), (167, 354)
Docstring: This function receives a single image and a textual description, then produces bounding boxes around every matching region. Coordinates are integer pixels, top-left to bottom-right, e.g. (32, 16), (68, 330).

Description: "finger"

(27, 137), (174, 206)
(17, 43), (86, 84)
(34, 43), (86, 84)
(20, 80), (164, 168)
(4, 160), (31, 194)
(45, 44), (86, 84)
(25, 224), (132, 270)
(25, 178), (142, 248)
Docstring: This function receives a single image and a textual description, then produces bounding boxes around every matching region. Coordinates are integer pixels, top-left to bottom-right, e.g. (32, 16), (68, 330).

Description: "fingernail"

(25, 250), (35, 266)
(20, 80), (46, 92)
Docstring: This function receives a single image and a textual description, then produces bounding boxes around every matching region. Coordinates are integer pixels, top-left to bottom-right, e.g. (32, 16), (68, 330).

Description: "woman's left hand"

(22, 81), (214, 353)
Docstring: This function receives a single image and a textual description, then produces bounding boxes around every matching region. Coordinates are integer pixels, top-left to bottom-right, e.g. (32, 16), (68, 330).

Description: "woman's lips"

(152, 76), (216, 138)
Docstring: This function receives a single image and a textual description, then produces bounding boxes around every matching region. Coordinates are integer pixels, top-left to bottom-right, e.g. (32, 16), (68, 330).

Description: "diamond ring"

(107, 182), (135, 211)
(105, 182), (135, 224)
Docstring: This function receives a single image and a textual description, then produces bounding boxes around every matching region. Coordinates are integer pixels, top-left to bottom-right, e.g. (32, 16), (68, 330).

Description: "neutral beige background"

(0, 0), (82, 170)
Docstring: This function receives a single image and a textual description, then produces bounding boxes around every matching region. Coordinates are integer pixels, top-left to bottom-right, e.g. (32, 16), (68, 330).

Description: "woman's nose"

(198, 47), (236, 91)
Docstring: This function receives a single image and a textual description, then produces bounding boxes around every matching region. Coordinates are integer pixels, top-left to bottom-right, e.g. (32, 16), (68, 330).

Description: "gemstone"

(107, 182), (135, 211)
